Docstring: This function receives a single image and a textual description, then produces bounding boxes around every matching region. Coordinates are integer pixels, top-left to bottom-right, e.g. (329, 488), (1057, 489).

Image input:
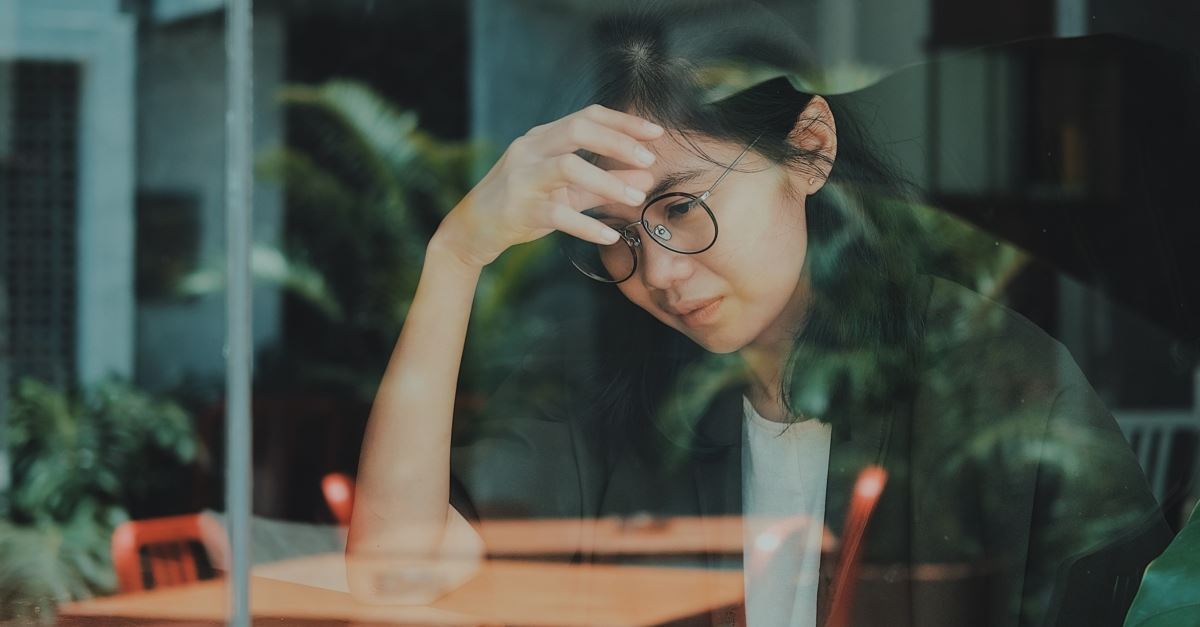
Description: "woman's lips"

(679, 297), (723, 327)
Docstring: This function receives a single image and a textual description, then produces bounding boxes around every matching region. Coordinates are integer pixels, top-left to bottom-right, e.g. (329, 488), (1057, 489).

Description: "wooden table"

(58, 552), (744, 626)
(479, 514), (746, 557)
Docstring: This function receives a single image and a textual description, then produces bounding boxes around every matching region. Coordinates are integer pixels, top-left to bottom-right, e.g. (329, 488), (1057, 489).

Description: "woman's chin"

(656, 309), (749, 354)
(682, 328), (746, 355)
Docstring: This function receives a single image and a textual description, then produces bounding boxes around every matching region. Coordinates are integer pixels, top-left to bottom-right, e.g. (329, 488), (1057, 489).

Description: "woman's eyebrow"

(586, 168), (708, 219)
(584, 207), (633, 222)
(647, 169), (705, 199)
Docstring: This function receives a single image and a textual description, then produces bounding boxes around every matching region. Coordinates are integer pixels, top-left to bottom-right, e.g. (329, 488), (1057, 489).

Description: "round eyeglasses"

(560, 134), (761, 284)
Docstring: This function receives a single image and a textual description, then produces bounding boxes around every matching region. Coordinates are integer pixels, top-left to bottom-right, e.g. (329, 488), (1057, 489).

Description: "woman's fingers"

(565, 169), (655, 211)
(533, 153), (646, 207)
(543, 202), (623, 245)
(437, 104), (662, 268)
(579, 104), (665, 140)
(532, 116), (657, 169)
(528, 104), (663, 140)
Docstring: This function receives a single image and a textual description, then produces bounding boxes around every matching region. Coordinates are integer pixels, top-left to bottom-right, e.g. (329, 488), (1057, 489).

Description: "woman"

(347, 13), (1170, 627)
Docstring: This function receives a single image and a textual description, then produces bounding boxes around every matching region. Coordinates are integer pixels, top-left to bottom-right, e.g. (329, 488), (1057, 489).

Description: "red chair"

(322, 472), (356, 526)
(111, 512), (228, 593)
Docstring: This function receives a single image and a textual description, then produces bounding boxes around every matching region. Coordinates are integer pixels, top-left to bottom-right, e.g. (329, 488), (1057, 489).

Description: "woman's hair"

(575, 4), (932, 466)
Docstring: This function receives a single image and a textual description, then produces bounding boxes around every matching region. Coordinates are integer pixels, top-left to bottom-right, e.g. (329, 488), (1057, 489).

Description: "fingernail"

(635, 146), (656, 166)
(643, 120), (663, 134)
(626, 186), (646, 204)
(600, 226), (621, 244)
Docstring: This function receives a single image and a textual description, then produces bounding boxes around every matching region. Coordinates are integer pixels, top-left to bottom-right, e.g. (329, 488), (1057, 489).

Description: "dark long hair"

(575, 6), (932, 468)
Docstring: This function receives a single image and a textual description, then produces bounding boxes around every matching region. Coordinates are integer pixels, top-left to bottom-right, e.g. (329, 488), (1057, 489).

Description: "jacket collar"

(689, 384), (909, 625)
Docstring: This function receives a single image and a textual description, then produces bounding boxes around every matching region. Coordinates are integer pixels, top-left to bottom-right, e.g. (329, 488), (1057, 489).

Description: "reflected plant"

(634, 165), (1155, 622)
(647, 183), (1032, 468)
(639, 172), (1155, 625)
(1124, 502), (1200, 627)
(230, 80), (561, 414)
(0, 378), (198, 621)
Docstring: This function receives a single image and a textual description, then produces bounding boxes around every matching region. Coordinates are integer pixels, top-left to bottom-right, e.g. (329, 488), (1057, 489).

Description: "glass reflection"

(2, 1), (1196, 626)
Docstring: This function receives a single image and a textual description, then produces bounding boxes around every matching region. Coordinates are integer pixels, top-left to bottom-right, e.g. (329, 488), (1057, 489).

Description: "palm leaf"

(1124, 502), (1200, 627)
(279, 81), (409, 200)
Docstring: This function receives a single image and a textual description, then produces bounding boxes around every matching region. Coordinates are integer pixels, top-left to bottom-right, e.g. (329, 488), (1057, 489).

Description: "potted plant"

(0, 378), (199, 622)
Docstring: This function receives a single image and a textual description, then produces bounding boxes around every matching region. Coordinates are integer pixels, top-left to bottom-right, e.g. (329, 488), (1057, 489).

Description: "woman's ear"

(786, 95), (838, 195)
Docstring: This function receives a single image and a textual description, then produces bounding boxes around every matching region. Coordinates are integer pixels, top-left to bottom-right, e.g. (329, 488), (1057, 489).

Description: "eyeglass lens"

(561, 194), (717, 283)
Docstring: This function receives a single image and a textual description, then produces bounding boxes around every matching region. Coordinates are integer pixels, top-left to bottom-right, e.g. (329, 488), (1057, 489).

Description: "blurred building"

(1, 0), (1196, 521)
(0, 0), (284, 397)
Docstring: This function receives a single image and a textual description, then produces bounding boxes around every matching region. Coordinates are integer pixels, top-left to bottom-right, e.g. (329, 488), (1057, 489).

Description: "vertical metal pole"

(225, 0), (253, 625)
(1055, 0), (1088, 38)
(0, 0), (17, 502)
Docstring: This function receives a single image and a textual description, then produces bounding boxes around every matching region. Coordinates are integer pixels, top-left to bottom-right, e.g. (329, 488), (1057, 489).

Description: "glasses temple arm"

(699, 132), (764, 200)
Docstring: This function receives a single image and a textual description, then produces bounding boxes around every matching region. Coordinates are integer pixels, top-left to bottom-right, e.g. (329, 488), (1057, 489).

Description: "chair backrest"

(322, 472), (356, 526)
(1117, 411), (1200, 506)
(111, 512), (227, 593)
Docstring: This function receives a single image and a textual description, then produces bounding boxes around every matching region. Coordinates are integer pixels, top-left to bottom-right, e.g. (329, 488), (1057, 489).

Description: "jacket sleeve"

(915, 277), (1172, 627)
(1022, 352), (1173, 627)
(447, 322), (596, 524)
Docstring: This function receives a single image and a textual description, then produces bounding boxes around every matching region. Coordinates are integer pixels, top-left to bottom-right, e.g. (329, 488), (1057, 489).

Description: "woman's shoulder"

(925, 274), (1071, 362)
(919, 273), (1086, 405)
(470, 313), (604, 423)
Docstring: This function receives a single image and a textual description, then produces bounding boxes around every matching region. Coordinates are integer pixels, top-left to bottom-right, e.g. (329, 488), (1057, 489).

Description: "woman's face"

(603, 133), (816, 355)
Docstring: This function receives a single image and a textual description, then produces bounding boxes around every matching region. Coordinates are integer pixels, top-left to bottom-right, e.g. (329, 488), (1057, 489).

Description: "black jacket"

(449, 276), (1171, 626)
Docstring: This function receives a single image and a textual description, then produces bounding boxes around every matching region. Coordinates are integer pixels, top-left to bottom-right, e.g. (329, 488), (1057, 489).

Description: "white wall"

(0, 0), (137, 386)
(135, 8), (285, 392)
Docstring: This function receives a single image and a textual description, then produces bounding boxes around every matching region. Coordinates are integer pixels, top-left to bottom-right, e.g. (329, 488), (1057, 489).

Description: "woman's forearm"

(346, 230), (482, 560)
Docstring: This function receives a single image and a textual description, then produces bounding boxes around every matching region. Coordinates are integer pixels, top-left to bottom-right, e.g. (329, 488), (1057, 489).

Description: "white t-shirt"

(741, 395), (833, 627)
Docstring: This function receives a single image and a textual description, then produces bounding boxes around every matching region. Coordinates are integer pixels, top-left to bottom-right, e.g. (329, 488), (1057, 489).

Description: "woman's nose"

(637, 239), (695, 290)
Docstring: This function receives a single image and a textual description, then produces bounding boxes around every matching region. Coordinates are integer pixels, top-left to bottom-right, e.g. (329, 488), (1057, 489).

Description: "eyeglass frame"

(568, 132), (764, 284)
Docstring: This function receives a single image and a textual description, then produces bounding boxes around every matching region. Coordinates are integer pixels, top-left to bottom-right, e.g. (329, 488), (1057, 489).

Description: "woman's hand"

(433, 104), (664, 269)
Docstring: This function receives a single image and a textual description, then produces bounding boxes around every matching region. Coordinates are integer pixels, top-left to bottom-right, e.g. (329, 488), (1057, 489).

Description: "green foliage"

(0, 378), (198, 621)
(1124, 503), (1200, 627)
(242, 79), (559, 409)
(646, 186), (1032, 462)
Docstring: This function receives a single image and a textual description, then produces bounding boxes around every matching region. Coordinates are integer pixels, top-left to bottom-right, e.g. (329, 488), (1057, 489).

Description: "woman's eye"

(666, 200), (695, 218)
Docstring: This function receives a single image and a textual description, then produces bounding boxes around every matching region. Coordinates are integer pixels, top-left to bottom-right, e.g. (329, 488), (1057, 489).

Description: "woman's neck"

(738, 272), (813, 423)
(739, 346), (789, 422)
